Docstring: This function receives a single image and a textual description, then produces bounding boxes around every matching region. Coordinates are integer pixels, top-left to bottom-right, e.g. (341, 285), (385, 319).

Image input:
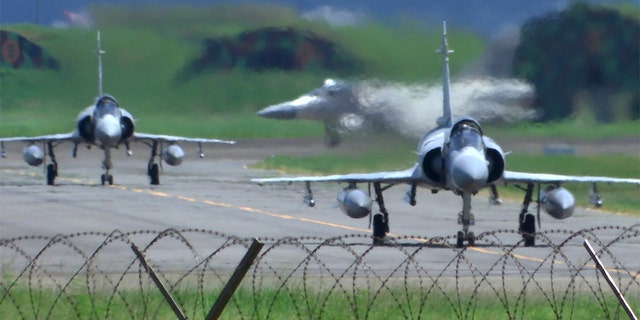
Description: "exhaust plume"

(354, 78), (536, 138)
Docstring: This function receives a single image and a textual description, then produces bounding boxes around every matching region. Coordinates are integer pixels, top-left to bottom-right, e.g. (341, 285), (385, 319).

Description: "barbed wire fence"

(1, 225), (638, 319)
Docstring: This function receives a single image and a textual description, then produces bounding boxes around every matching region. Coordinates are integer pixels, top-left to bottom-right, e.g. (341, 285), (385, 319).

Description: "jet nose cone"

(95, 115), (122, 146)
(256, 103), (298, 119)
(451, 151), (488, 191)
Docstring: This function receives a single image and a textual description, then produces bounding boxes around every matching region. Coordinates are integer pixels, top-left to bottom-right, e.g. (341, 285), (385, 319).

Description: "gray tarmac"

(1, 138), (638, 277)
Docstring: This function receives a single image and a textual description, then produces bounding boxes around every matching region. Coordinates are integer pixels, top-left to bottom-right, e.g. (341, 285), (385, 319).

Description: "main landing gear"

(45, 141), (58, 186)
(147, 141), (161, 185)
(101, 147), (114, 185)
(302, 181), (392, 246)
(372, 182), (391, 246)
(517, 183), (537, 247)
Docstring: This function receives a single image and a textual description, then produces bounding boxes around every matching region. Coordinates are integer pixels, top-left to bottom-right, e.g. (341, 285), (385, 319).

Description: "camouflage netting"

(513, 3), (640, 121)
(181, 27), (361, 76)
(0, 30), (60, 70)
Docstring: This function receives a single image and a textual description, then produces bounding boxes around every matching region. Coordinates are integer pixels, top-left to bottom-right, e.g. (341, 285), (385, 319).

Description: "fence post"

(583, 239), (637, 320)
(131, 243), (188, 320)
(205, 238), (264, 320)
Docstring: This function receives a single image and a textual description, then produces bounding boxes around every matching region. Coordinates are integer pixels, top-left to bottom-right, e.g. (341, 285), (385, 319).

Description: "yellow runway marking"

(177, 195), (196, 202)
(198, 199), (370, 232)
(469, 246), (548, 263)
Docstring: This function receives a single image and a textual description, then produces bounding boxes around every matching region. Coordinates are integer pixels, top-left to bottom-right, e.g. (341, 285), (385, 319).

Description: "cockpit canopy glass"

(450, 121), (483, 150)
(95, 95), (119, 117)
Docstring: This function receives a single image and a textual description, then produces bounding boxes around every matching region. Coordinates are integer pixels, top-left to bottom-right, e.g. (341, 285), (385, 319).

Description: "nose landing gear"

(100, 147), (113, 185)
(456, 191), (476, 248)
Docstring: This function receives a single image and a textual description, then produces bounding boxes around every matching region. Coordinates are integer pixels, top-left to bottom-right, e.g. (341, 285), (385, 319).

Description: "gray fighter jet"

(257, 78), (367, 147)
(0, 32), (235, 186)
(257, 71), (535, 147)
(253, 22), (640, 247)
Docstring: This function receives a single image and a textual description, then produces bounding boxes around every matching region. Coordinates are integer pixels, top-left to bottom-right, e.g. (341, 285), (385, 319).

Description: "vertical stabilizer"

(95, 31), (105, 97)
(435, 21), (453, 128)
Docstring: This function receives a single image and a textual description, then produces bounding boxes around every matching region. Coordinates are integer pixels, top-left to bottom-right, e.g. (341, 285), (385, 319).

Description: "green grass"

(485, 120), (640, 140)
(254, 135), (417, 174)
(0, 9), (484, 139)
(1, 285), (636, 319)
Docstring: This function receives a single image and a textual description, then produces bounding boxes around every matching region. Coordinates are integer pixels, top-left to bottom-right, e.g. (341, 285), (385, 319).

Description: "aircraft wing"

(0, 132), (78, 143)
(252, 166), (419, 184)
(503, 170), (640, 185)
(132, 133), (236, 145)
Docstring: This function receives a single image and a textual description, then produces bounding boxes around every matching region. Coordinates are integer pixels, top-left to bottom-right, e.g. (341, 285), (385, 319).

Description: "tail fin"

(95, 31), (105, 97)
(435, 21), (453, 128)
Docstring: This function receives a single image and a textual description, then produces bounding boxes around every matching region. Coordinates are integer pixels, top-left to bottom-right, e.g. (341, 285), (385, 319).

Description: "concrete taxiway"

(1, 139), (638, 277)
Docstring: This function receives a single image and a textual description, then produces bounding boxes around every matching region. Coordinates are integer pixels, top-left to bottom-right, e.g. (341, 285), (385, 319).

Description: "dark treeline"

(513, 3), (639, 122)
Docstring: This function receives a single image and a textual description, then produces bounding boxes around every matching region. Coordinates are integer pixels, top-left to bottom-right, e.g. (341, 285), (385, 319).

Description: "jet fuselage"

(76, 95), (135, 148)
(416, 117), (504, 194)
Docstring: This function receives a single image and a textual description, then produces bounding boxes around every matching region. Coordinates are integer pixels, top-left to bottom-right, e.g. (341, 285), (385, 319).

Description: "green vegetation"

(484, 120), (640, 140)
(513, 3), (639, 122)
(0, 5), (483, 139)
(1, 285), (635, 319)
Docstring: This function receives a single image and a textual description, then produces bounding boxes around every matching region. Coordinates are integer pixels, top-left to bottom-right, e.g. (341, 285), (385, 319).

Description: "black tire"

(372, 214), (386, 245)
(108, 175), (114, 185)
(522, 213), (536, 247)
(101, 174), (106, 186)
(467, 231), (475, 247)
(457, 231), (464, 248)
(149, 163), (160, 185)
(324, 129), (341, 148)
(46, 164), (56, 186)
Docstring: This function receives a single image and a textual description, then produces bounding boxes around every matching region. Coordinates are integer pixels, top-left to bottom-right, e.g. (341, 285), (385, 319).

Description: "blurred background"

(1, 0), (638, 139)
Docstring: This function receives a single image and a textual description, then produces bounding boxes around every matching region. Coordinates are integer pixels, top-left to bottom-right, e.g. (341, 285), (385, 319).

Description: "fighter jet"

(253, 22), (640, 247)
(257, 69), (535, 148)
(257, 78), (376, 147)
(0, 32), (235, 186)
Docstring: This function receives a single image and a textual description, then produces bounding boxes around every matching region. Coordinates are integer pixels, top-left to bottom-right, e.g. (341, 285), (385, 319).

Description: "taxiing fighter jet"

(0, 32), (235, 186)
(257, 76), (535, 148)
(253, 22), (640, 247)
(257, 78), (368, 147)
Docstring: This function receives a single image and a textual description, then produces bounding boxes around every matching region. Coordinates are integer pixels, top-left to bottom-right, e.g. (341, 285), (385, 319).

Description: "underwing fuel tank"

(540, 186), (575, 219)
(22, 145), (44, 166)
(162, 145), (185, 166)
(337, 188), (372, 219)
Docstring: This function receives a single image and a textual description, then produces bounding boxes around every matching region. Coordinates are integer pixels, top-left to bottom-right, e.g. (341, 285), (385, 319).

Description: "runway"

(1, 139), (638, 276)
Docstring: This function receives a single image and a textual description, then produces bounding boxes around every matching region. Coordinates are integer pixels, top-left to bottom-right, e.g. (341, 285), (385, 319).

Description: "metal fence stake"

(206, 238), (264, 320)
(131, 243), (188, 320)
(583, 239), (637, 320)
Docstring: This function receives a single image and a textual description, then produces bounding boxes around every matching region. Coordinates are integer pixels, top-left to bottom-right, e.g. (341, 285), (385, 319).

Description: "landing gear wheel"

(101, 174), (114, 185)
(467, 231), (475, 246)
(324, 134), (340, 148)
(521, 213), (536, 247)
(148, 163), (160, 185)
(372, 213), (387, 245)
(46, 164), (56, 186)
(456, 231), (475, 247)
